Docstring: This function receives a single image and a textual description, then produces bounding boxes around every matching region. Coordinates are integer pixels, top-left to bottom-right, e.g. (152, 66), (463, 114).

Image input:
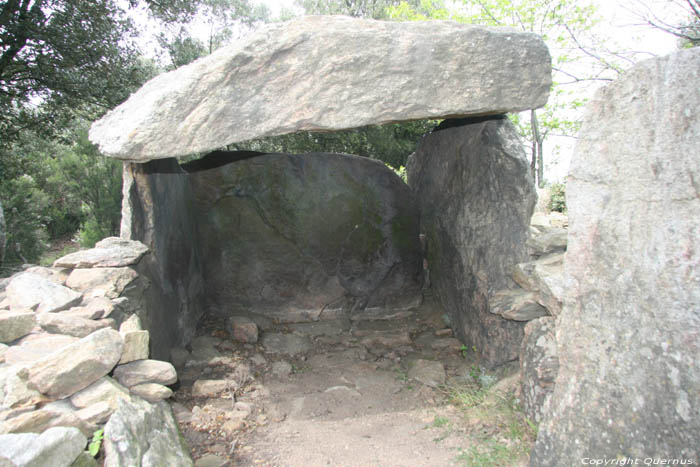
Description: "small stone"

(195, 454), (227, 467)
(0, 309), (36, 344)
(76, 400), (114, 425)
(271, 361), (293, 377)
(434, 328), (453, 337)
(0, 364), (44, 408)
(0, 426), (86, 467)
(192, 379), (235, 397)
(430, 337), (463, 352)
(119, 313), (142, 332)
(129, 383), (173, 402)
(37, 312), (114, 337)
(119, 330), (149, 364)
(489, 288), (549, 322)
(227, 316), (259, 344)
(112, 359), (177, 388)
(221, 418), (245, 434)
(70, 376), (131, 412)
(407, 359), (446, 388)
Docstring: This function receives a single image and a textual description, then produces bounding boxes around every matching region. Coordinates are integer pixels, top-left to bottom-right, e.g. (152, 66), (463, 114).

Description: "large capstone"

(531, 48), (700, 464)
(89, 16), (551, 162)
(407, 116), (536, 367)
(183, 151), (423, 321)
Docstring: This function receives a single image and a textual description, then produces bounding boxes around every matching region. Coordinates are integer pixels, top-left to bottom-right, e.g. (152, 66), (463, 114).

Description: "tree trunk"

(0, 198), (5, 267)
(530, 109), (545, 188)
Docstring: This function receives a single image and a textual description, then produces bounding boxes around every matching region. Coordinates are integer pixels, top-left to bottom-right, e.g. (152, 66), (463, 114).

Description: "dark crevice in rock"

(432, 114), (507, 133)
(180, 150), (267, 173)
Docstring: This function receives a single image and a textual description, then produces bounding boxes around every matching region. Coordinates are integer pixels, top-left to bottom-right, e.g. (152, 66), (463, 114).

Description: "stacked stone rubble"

(0, 237), (191, 466)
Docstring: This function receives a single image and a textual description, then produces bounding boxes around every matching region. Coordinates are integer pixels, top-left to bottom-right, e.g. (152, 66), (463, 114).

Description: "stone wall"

(408, 117), (536, 367)
(183, 151), (423, 322)
(121, 159), (205, 360)
(531, 48), (700, 465)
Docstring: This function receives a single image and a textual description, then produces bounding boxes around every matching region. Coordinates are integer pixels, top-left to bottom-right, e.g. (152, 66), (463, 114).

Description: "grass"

(38, 242), (81, 267)
(439, 375), (537, 466)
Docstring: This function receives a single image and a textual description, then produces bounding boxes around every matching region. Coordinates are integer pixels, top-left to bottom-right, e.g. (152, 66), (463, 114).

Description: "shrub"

(548, 183), (566, 213)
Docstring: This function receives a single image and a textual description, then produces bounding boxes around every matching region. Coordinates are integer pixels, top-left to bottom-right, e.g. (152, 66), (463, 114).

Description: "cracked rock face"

(183, 151), (423, 321)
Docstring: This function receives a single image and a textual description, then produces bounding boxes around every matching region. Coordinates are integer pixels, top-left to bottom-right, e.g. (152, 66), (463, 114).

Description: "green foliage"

(298, 0), (422, 19)
(88, 428), (104, 457)
(548, 182), (567, 213)
(386, 0), (636, 185)
(230, 121), (435, 169)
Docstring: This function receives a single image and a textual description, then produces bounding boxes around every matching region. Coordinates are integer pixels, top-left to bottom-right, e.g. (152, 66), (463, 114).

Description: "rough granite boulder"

(531, 48), (700, 465)
(0, 426), (86, 467)
(21, 328), (124, 399)
(6, 273), (82, 313)
(184, 151), (423, 320)
(53, 237), (148, 268)
(104, 398), (193, 467)
(407, 117), (536, 367)
(89, 16), (551, 162)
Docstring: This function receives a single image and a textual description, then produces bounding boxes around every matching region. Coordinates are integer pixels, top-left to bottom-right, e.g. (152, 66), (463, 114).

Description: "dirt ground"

(170, 297), (534, 467)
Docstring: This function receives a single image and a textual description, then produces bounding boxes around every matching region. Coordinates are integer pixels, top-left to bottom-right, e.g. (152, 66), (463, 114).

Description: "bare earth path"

(170, 298), (533, 467)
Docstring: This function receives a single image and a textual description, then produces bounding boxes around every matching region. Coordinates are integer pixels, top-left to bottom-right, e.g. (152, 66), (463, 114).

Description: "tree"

(157, 0), (270, 69)
(387, 0), (636, 186)
(296, 0), (408, 19)
(0, 0), (202, 145)
(626, 0), (700, 47)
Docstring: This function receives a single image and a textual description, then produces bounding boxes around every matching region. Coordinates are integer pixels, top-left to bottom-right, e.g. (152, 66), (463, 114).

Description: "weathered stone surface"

(0, 406), (92, 436)
(23, 328), (124, 399)
(112, 359), (177, 388)
(0, 310), (36, 344)
(520, 317), (558, 424)
(119, 329), (149, 364)
(0, 365), (42, 409)
(261, 333), (312, 356)
(65, 267), (139, 299)
(120, 159), (205, 360)
(0, 426), (86, 467)
(104, 398), (193, 467)
(3, 334), (78, 365)
(6, 272), (82, 313)
(191, 379), (233, 397)
(227, 316), (258, 344)
(90, 16), (551, 162)
(129, 383), (173, 402)
(489, 289), (548, 321)
(22, 266), (70, 285)
(37, 312), (114, 337)
(407, 117), (536, 367)
(118, 315), (149, 363)
(54, 237), (148, 269)
(75, 400), (113, 425)
(526, 228), (567, 257)
(531, 49), (700, 465)
(186, 151), (423, 319)
(512, 253), (564, 317)
(408, 359), (446, 388)
(70, 376), (131, 413)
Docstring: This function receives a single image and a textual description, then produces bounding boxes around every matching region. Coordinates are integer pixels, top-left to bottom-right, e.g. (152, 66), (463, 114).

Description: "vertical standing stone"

(408, 116), (536, 367)
(531, 48), (700, 465)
